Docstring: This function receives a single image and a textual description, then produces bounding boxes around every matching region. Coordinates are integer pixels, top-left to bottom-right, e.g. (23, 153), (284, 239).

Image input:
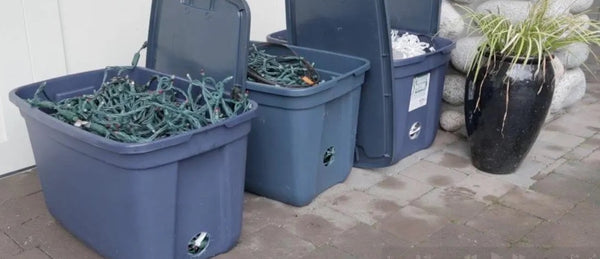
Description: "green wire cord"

(28, 66), (251, 143)
(247, 44), (320, 88)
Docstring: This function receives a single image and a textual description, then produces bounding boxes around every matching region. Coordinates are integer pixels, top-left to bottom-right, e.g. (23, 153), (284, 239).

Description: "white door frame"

(0, 0), (67, 176)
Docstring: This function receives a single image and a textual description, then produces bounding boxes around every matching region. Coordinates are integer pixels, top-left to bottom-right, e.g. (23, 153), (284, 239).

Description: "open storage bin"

(9, 0), (255, 258)
(269, 0), (455, 168)
(244, 43), (369, 206)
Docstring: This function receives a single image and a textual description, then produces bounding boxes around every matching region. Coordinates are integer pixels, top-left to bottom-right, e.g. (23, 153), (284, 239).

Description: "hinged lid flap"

(286, 0), (441, 40)
(146, 0), (251, 90)
(284, 0), (442, 160)
(385, 0), (441, 35)
(285, 0), (394, 158)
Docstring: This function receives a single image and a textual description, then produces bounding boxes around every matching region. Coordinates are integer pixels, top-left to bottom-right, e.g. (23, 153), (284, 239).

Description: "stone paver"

(417, 224), (509, 252)
(583, 148), (600, 166)
(375, 205), (450, 243)
(563, 135), (600, 161)
(0, 191), (49, 231)
(399, 160), (468, 187)
(560, 202), (600, 232)
(281, 213), (348, 247)
(241, 196), (297, 234)
(545, 112), (600, 139)
(524, 220), (599, 248)
(0, 232), (22, 257)
(5, 214), (61, 251)
(325, 190), (400, 225)
(233, 225), (316, 259)
(443, 141), (471, 159)
(411, 187), (488, 223)
(530, 173), (600, 203)
(402, 248), (518, 259)
(465, 205), (543, 243)
(365, 175), (434, 207)
(332, 223), (411, 259)
(499, 187), (574, 221)
(300, 245), (355, 259)
(10, 248), (51, 259)
(37, 222), (104, 259)
(425, 151), (477, 174)
(523, 203), (600, 249)
(553, 160), (600, 185)
(572, 105), (600, 122)
(492, 159), (548, 188)
(531, 158), (567, 181)
(455, 173), (517, 204)
(529, 130), (586, 160)
(431, 130), (462, 147)
(371, 149), (434, 176)
(370, 130), (460, 177)
(289, 205), (359, 234)
(343, 168), (385, 191)
(542, 248), (600, 259)
(0, 170), (41, 206)
(311, 183), (353, 205)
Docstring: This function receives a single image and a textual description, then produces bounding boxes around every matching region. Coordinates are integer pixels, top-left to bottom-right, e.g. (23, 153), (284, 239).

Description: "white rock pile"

(437, 0), (594, 133)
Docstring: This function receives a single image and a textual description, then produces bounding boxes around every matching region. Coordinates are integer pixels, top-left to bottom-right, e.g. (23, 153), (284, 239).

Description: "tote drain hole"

(409, 122), (422, 140)
(323, 147), (335, 167)
(188, 232), (210, 257)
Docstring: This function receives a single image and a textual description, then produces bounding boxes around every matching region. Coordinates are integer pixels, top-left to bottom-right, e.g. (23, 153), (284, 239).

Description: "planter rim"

(481, 52), (554, 64)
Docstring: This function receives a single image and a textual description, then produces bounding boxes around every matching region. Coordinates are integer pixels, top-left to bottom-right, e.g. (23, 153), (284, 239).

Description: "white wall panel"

(0, 98), (8, 143)
(57, 0), (152, 73)
(23, 0), (67, 80)
(247, 0), (286, 41)
(0, 0), (40, 174)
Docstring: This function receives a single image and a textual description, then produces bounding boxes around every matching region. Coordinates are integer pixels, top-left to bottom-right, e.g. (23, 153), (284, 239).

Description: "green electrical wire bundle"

(27, 67), (250, 143)
(247, 44), (320, 88)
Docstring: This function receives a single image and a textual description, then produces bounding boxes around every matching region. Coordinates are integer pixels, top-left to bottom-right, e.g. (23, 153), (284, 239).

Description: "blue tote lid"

(146, 0), (251, 90)
(283, 0), (444, 161)
(385, 0), (441, 35)
(286, 0), (441, 40)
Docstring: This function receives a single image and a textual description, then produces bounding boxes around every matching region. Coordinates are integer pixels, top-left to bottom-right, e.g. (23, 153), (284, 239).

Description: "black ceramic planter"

(464, 56), (555, 174)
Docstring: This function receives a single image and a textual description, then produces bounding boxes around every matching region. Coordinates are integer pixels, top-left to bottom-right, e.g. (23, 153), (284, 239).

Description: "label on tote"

(409, 73), (430, 112)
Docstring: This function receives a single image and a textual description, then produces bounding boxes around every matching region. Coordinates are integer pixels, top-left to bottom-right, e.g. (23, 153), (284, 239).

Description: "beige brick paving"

(465, 205), (543, 243)
(411, 186), (488, 224)
(374, 205), (450, 243)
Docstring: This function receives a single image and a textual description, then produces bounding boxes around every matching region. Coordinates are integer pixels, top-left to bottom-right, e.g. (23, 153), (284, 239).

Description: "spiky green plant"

(460, 0), (600, 132)
(462, 0), (600, 77)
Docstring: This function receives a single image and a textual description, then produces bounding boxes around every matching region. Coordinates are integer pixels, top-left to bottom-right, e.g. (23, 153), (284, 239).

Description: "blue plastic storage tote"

(244, 43), (369, 206)
(269, 0), (455, 168)
(9, 0), (255, 258)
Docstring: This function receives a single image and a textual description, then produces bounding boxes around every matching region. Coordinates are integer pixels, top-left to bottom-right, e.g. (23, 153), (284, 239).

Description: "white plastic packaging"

(391, 30), (436, 60)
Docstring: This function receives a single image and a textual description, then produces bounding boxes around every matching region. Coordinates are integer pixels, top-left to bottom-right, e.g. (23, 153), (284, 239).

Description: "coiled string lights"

(28, 43), (250, 143)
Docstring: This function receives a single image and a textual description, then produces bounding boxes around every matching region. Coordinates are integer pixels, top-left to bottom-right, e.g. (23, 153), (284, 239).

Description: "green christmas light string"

(247, 44), (320, 88)
(27, 43), (251, 143)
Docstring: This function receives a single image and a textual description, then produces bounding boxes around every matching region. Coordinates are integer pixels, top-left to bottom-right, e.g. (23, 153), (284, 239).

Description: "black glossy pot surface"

(464, 57), (555, 174)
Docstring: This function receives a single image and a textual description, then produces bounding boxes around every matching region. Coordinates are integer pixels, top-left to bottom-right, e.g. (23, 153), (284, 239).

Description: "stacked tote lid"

(284, 0), (445, 166)
(384, 0), (441, 35)
(286, 0), (441, 42)
(146, 0), (251, 90)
